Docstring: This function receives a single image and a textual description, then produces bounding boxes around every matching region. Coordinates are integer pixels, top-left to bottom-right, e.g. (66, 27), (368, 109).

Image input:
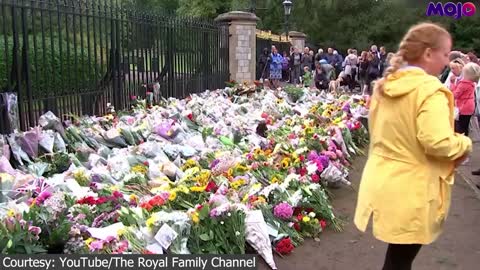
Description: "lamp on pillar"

(283, 0), (292, 41)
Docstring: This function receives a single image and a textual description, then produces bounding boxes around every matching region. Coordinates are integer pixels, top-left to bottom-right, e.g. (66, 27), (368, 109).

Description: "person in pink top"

(452, 62), (480, 135)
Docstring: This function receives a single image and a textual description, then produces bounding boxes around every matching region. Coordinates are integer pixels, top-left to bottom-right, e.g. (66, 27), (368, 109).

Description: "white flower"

(235, 231), (240, 236)
(227, 212), (231, 217)
(309, 212), (316, 218)
(307, 161), (318, 175)
(220, 221), (225, 225)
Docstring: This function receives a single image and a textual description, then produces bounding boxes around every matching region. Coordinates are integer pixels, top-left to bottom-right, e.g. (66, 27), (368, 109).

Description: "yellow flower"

(182, 159), (198, 170)
(168, 191), (177, 201)
(109, 185), (119, 191)
(304, 127), (313, 135)
(190, 186), (207, 192)
(117, 228), (126, 237)
(257, 196), (266, 203)
(254, 148), (262, 155)
(129, 194), (138, 202)
(281, 158), (290, 169)
(146, 216), (157, 227)
(85, 237), (94, 246)
(105, 114), (114, 121)
(270, 176), (279, 184)
(302, 216), (311, 223)
(176, 185), (190, 194)
(230, 179), (246, 190)
(131, 164), (148, 175)
(6, 209), (15, 217)
(190, 212), (200, 224)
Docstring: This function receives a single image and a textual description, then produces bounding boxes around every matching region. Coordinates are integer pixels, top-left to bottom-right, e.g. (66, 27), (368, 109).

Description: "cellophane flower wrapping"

(245, 210), (277, 269)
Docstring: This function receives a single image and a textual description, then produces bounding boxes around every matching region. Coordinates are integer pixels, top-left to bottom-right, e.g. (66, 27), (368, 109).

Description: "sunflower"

(281, 158), (290, 169)
(304, 127), (313, 135)
(270, 176), (279, 184)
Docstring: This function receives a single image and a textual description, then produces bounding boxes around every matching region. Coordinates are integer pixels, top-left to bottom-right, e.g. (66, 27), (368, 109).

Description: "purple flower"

(318, 155), (330, 168)
(209, 208), (219, 217)
(28, 226), (42, 235)
(273, 202), (294, 220)
(210, 159), (220, 169)
(89, 240), (104, 251)
(91, 174), (102, 183)
(342, 103), (351, 112)
(307, 151), (319, 161)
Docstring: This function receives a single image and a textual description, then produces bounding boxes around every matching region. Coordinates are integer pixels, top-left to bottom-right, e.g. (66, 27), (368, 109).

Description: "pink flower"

(36, 191), (52, 205)
(273, 202), (294, 220)
(311, 174), (320, 183)
(251, 162), (259, 170)
(315, 160), (324, 173)
(28, 226), (41, 235)
(89, 240), (104, 251)
(105, 236), (117, 243)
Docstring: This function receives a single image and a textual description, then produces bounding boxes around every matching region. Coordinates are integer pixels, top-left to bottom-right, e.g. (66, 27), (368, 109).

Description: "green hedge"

(0, 35), (105, 96)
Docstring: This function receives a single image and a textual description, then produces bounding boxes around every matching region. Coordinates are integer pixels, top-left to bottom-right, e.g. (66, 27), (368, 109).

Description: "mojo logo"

(426, 2), (476, 19)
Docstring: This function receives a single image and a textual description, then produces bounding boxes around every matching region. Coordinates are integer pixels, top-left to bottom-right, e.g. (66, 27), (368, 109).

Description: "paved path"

(260, 145), (480, 270)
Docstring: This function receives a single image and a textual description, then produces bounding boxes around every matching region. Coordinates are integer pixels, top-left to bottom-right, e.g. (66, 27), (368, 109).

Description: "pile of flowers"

(0, 84), (368, 268)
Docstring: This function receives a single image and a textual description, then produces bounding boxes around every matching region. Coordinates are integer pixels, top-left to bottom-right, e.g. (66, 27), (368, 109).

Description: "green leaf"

(199, 233), (211, 241)
(7, 239), (12, 249)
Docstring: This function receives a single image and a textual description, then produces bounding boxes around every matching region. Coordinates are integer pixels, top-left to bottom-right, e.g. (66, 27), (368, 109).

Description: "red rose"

(320, 219), (327, 230)
(293, 223), (301, 231)
(275, 237), (294, 255)
(299, 155), (305, 162)
(298, 167), (307, 176)
(205, 181), (218, 193)
(140, 202), (153, 211)
(311, 174), (320, 183)
(143, 161), (150, 166)
(187, 113), (194, 121)
(95, 197), (109, 205)
(261, 112), (268, 119)
(148, 195), (164, 206)
(296, 214), (303, 221)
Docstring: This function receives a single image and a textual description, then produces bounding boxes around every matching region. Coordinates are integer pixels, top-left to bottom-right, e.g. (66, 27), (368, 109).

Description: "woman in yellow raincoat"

(354, 23), (472, 270)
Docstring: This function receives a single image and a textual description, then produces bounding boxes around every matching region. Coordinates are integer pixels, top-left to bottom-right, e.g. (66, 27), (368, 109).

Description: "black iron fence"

(0, 0), (229, 133)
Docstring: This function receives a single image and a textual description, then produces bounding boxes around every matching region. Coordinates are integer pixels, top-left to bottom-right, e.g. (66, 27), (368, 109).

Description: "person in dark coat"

(258, 48), (270, 80)
(314, 62), (330, 90)
(325, 48), (336, 65)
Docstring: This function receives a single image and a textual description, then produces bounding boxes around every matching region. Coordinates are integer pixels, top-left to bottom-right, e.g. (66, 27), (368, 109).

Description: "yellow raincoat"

(354, 67), (472, 244)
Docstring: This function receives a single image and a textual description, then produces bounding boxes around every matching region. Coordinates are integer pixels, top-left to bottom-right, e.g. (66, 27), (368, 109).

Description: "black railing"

(0, 0), (230, 133)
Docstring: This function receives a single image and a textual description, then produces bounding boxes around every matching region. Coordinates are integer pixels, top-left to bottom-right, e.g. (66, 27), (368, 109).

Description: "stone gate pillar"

(289, 31), (307, 50)
(215, 11), (259, 83)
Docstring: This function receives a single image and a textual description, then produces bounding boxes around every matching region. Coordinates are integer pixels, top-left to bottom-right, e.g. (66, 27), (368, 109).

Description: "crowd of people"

(257, 44), (393, 94)
(438, 50), (480, 177)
